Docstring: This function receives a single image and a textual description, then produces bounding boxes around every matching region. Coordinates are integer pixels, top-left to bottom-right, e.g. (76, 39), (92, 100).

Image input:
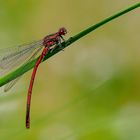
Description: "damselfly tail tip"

(26, 122), (30, 129)
(26, 110), (30, 129)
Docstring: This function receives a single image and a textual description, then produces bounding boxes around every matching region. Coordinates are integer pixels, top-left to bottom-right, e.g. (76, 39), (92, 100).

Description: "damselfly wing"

(0, 40), (43, 92)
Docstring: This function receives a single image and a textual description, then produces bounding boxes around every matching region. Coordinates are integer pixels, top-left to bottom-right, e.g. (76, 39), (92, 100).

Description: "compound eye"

(61, 31), (64, 34)
(59, 28), (67, 35)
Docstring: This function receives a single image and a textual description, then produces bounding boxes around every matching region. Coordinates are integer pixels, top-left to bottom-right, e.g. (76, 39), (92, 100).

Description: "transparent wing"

(4, 76), (21, 92)
(3, 47), (43, 92)
(0, 40), (43, 76)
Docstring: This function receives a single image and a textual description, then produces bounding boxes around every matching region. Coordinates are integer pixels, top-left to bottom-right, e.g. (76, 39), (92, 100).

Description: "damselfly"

(0, 27), (67, 128)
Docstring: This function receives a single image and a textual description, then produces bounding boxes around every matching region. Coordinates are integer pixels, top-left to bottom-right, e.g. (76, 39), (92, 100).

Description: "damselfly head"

(58, 27), (67, 35)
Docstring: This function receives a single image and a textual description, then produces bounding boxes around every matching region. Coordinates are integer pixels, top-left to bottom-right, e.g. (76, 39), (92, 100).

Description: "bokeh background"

(0, 0), (140, 140)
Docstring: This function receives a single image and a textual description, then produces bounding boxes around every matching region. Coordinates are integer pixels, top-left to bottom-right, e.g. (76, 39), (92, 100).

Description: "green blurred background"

(0, 0), (140, 140)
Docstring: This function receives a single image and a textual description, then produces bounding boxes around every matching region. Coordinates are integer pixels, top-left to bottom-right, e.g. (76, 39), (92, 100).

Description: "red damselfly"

(0, 27), (67, 128)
